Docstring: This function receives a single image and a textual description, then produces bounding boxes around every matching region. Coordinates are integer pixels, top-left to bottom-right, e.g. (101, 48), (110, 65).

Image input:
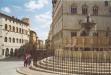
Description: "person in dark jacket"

(24, 53), (28, 67)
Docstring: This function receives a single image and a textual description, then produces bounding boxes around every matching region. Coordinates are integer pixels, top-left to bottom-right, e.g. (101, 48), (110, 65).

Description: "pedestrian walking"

(27, 54), (31, 66)
(24, 53), (28, 67)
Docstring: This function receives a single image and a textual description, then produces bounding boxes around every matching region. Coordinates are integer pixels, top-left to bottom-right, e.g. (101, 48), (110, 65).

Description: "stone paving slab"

(16, 66), (79, 75)
(16, 66), (59, 75)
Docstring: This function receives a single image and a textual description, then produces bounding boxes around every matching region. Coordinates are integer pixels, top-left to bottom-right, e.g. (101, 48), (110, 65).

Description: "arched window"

(19, 28), (21, 33)
(14, 49), (18, 56)
(23, 29), (24, 34)
(10, 48), (13, 56)
(19, 39), (21, 43)
(5, 24), (8, 30)
(4, 37), (7, 42)
(2, 49), (4, 55)
(13, 38), (15, 43)
(22, 39), (23, 43)
(16, 38), (18, 43)
(71, 3), (77, 14)
(82, 4), (88, 15)
(93, 5), (98, 16)
(13, 26), (15, 32)
(16, 27), (18, 33)
(5, 48), (9, 56)
(9, 37), (11, 42)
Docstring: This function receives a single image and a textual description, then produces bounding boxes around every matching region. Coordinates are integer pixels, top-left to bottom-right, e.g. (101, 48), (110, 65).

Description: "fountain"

(32, 14), (111, 75)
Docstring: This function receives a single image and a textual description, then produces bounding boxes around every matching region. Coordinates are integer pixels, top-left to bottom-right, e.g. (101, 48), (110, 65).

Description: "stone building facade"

(49, 0), (111, 58)
(29, 30), (44, 51)
(38, 40), (44, 49)
(29, 30), (38, 51)
(0, 12), (30, 57)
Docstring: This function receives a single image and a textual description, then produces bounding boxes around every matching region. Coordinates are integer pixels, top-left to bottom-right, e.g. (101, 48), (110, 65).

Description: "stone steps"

(47, 57), (111, 65)
(30, 66), (73, 75)
(16, 67), (58, 75)
(40, 58), (111, 72)
(43, 58), (111, 69)
(34, 57), (111, 75)
(29, 66), (59, 74)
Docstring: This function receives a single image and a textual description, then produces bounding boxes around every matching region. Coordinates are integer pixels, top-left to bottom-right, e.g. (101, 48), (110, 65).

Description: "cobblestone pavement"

(0, 57), (23, 75)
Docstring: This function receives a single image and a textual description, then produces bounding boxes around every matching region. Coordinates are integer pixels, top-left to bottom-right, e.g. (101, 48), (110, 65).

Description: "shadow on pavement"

(0, 57), (23, 61)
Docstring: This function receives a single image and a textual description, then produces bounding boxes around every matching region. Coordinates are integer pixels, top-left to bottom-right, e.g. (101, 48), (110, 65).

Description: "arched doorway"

(14, 49), (18, 56)
(10, 48), (13, 56)
(5, 48), (9, 57)
(2, 49), (4, 55)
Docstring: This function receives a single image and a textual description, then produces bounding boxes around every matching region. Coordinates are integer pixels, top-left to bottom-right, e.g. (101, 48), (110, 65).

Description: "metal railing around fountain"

(32, 49), (111, 75)
(50, 49), (111, 75)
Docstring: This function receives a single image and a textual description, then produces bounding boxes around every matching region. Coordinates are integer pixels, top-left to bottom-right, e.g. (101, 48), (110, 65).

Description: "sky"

(0, 0), (52, 41)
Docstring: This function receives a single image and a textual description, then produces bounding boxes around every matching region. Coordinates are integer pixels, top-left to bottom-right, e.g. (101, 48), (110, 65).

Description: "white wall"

(0, 16), (29, 56)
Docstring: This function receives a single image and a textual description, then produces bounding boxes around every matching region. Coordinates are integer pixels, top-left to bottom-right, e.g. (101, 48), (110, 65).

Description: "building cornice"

(0, 12), (29, 25)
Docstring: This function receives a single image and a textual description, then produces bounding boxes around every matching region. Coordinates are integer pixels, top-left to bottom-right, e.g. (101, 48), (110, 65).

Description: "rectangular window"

(105, 1), (108, 6)
(82, 8), (88, 15)
(5, 24), (7, 30)
(71, 8), (77, 14)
